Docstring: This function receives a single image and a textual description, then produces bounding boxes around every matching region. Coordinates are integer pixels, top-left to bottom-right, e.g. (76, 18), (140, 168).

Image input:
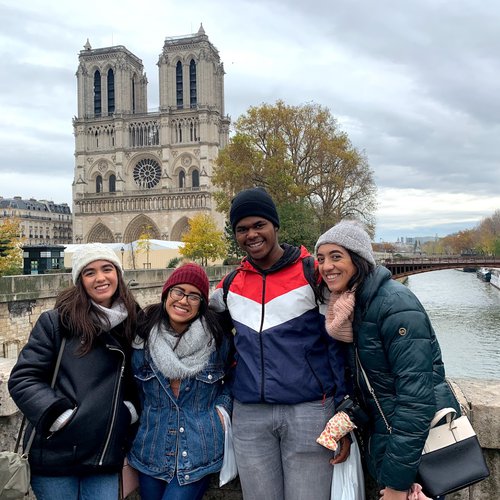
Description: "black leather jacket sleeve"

(8, 310), (74, 435)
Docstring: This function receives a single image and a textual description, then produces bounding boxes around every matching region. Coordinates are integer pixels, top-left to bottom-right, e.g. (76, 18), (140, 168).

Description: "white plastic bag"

(331, 432), (366, 500)
(217, 406), (238, 487)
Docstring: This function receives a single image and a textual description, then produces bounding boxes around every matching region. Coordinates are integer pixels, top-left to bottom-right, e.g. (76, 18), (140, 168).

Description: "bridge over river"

(383, 255), (500, 279)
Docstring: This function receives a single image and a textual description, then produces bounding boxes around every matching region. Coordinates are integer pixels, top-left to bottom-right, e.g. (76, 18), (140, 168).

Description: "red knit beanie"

(161, 263), (209, 303)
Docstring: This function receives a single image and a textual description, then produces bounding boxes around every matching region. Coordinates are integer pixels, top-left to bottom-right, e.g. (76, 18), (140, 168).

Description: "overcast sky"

(1, 0), (499, 242)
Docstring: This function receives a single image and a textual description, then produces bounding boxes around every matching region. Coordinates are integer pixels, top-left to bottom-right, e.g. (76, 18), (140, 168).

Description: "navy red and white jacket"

(210, 244), (347, 405)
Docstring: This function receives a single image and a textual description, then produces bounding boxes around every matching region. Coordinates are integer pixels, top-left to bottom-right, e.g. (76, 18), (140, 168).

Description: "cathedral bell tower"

(72, 25), (230, 246)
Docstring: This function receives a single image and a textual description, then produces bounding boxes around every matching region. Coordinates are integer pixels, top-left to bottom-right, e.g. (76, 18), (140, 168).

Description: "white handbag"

(422, 407), (475, 453)
(417, 407), (490, 496)
(356, 352), (489, 496)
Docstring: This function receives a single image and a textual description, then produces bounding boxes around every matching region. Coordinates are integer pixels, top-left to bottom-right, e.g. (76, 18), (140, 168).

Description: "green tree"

(223, 221), (245, 264)
(277, 201), (318, 251)
(213, 100), (377, 237)
(0, 219), (23, 276)
(180, 214), (228, 266)
(167, 257), (182, 268)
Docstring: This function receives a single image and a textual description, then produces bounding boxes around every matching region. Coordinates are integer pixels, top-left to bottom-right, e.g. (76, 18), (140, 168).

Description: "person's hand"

(379, 486), (409, 500)
(216, 408), (225, 431)
(329, 435), (351, 464)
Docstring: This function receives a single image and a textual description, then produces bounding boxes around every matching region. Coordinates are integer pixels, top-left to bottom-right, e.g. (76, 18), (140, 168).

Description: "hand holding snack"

(316, 410), (356, 451)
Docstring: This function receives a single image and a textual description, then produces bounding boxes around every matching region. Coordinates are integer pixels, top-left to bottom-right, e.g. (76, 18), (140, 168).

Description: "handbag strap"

(14, 336), (67, 456)
(430, 407), (456, 428)
(355, 349), (392, 434)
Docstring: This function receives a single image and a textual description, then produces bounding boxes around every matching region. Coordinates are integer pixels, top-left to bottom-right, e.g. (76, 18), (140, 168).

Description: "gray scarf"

(91, 300), (128, 331)
(148, 318), (215, 380)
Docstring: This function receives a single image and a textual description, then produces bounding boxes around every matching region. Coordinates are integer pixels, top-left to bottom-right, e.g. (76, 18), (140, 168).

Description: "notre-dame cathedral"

(72, 25), (230, 244)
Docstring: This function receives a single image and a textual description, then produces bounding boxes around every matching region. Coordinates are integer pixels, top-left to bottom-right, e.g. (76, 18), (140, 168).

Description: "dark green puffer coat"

(350, 266), (460, 492)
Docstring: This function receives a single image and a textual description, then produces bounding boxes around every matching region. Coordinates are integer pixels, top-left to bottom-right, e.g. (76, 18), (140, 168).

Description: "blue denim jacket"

(128, 336), (233, 485)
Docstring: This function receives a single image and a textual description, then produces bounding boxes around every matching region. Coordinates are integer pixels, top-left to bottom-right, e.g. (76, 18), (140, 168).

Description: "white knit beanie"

(71, 243), (123, 284)
(315, 220), (376, 268)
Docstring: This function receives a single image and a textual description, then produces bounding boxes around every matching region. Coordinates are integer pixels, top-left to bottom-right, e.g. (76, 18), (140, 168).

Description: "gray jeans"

(232, 397), (335, 500)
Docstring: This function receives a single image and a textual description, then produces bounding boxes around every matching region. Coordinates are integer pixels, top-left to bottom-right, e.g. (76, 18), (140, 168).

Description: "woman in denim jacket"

(128, 263), (233, 500)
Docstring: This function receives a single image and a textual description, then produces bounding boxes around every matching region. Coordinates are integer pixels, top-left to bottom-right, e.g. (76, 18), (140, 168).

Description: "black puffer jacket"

(8, 309), (138, 476)
(350, 266), (460, 491)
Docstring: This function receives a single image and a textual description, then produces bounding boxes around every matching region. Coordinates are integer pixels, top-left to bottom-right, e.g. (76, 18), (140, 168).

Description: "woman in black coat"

(9, 243), (140, 500)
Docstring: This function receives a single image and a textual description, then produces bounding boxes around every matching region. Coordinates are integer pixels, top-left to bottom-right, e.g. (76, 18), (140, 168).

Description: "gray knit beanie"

(315, 220), (376, 268)
(71, 243), (123, 284)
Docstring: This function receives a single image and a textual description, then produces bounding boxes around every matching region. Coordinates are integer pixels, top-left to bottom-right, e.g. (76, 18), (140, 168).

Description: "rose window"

(133, 159), (161, 188)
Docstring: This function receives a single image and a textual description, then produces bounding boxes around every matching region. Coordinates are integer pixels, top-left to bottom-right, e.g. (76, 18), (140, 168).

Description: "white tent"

(63, 240), (185, 270)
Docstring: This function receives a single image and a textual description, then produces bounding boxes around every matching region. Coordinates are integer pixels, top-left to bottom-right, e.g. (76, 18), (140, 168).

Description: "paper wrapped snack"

(316, 411), (356, 451)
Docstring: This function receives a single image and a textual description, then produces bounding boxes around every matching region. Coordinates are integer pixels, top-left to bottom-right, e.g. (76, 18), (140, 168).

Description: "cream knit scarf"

(325, 291), (356, 343)
(91, 300), (129, 331)
(148, 318), (215, 380)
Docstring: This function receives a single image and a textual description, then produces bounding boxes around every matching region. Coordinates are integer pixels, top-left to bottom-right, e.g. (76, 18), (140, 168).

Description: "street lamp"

(120, 246), (124, 267)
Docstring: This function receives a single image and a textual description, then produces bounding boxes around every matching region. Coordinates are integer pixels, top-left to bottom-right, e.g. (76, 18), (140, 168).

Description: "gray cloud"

(0, 0), (499, 240)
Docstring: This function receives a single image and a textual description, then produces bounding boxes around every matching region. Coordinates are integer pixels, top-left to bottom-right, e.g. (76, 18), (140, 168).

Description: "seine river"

(406, 269), (500, 380)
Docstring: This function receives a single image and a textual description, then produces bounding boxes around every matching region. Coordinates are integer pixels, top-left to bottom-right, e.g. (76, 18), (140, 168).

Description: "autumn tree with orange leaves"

(180, 214), (228, 266)
(0, 218), (23, 276)
(421, 209), (500, 256)
(213, 101), (377, 239)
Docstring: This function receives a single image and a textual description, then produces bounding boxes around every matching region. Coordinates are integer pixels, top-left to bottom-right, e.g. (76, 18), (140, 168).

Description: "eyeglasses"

(169, 287), (203, 305)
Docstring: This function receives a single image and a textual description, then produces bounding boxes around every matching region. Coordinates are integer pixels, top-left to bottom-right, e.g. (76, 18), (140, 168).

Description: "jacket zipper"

(99, 345), (125, 466)
(259, 274), (267, 402)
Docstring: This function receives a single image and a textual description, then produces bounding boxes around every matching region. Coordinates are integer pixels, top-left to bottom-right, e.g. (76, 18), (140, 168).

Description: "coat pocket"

(195, 366), (225, 384)
(134, 366), (169, 408)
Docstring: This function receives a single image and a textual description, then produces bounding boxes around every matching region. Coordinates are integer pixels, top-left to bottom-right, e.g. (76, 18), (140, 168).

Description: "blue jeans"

(232, 397), (335, 500)
(138, 472), (210, 500)
(31, 473), (119, 500)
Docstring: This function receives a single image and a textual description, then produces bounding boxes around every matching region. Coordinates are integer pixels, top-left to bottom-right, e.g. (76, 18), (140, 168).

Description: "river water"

(406, 269), (500, 380)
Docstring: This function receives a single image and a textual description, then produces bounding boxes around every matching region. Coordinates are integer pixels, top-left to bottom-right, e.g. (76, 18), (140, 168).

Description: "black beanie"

(229, 187), (280, 232)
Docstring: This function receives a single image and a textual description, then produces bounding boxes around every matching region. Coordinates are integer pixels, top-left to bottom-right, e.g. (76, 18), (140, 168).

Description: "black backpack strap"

(222, 269), (239, 306)
(302, 255), (322, 304)
(223, 257), (320, 305)
(302, 255), (315, 286)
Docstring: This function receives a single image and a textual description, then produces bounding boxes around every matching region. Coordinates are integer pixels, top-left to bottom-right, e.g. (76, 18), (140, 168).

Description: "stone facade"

(72, 25), (230, 245)
(0, 196), (72, 245)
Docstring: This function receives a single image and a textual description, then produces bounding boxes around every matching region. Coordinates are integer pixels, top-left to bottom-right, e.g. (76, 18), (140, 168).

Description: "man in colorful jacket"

(210, 187), (349, 500)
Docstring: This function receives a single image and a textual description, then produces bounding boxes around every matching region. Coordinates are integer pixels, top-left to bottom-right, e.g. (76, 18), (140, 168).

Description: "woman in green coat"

(315, 220), (459, 500)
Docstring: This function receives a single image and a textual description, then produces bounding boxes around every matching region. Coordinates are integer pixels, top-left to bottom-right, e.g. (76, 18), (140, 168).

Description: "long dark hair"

(346, 250), (375, 292)
(55, 266), (138, 355)
(138, 294), (227, 350)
